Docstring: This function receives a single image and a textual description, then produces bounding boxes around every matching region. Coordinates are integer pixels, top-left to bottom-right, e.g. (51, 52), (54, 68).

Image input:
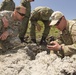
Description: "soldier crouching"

(0, 6), (26, 52)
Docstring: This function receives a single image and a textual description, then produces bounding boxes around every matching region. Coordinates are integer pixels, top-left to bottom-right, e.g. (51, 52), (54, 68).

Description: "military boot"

(31, 39), (36, 43)
(19, 37), (25, 43)
(39, 37), (47, 45)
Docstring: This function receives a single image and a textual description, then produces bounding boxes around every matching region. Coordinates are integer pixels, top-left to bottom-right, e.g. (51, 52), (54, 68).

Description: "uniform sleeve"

(6, 21), (20, 37)
(61, 23), (76, 56)
(6, 27), (18, 37)
(61, 44), (76, 56)
(56, 38), (76, 57)
(56, 38), (63, 44)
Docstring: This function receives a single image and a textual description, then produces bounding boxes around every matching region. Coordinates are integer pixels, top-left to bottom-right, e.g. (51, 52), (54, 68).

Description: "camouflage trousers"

(0, 36), (21, 50)
(19, 16), (29, 38)
(30, 20), (50, 39)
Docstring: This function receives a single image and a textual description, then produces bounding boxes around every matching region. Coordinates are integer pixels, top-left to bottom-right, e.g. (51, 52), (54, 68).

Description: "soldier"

(19, 0), (34, 42)
(0, 6), (26, 51)
(30, 6), (54, 45)
(47, 11), (76, 57)
(0, 0), (15, 11)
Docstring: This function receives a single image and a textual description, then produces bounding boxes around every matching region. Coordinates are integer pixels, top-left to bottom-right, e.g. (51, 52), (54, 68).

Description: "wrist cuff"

(59, 46), (64, 58)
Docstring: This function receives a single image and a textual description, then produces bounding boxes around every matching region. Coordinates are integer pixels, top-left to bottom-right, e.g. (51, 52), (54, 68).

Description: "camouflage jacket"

(0, 0), (15, 11)
(21, 0), (31, 17)
(0, 11), (20, 37)
(57, 20), (76, 56)
(30, 6), (54, 22)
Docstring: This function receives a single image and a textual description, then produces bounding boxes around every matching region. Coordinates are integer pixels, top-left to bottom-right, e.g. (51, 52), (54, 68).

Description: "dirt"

(0, 43), (76, 75)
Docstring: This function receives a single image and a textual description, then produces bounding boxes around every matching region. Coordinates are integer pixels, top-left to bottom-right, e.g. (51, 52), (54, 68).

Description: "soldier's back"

(31, 6), (54, 20)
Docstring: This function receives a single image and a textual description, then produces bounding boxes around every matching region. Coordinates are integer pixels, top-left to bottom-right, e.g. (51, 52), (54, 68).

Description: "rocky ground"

(0, 43), (76, 75)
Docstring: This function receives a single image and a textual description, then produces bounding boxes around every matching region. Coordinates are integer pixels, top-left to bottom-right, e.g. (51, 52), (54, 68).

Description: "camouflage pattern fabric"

(0, 0), (15, 11)
(57, 20), (76, 56)
(21, 0), (31, 17)
(0, 11), (21, 50)
(19, 0), (31, 38)
(30, 6), (54, 40)
(19, 17), (29, 38)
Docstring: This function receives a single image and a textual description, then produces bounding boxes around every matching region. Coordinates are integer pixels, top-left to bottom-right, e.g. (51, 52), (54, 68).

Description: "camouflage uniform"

(57, 20), (76, 56)
(0, 11), (21, 50)
(19, 0), (31, 42)
(30, 6), (54, 44)
(0, 0), (15, 11)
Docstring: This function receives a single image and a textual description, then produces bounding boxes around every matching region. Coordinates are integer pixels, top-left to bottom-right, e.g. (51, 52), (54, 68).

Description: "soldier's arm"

(0, 14), (6, 30)
(0, 19), (11, 40)
(0, 26), (15, 40)
(56, 38), (76, 57)
(6, 21), (21, 36)
(60, 43), (76, 56)
(60, 23), (76, 56)
(2, 17), (9, 28)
